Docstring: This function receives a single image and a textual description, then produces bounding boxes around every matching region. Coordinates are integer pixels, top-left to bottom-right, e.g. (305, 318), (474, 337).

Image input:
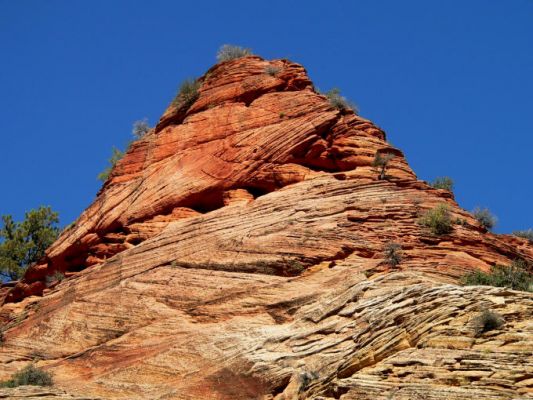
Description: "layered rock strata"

(0, 56), (531, 399)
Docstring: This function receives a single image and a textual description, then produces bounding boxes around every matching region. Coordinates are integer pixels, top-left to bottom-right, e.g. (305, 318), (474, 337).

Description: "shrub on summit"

(216, 44), (252, 62)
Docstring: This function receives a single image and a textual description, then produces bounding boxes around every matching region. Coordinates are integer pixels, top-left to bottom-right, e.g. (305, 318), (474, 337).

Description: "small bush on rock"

(97, 146), (124, 182)
(383, 242), (402, 267)
(430, 176), (454, 192)
(0, 364), (53, 387)
(324, 88), (358, 113)
(265, 65), (281, 76)
(418, 203), (453, 235)
(132, 118), (151, 139)
(513, 229), (533, 242)
(216, 44), (252, 62)
(372, 152), (395, 180)
(472, 207), (497, 231)
(472, 310), (504, 336)
(172, 78), (201, 109)
(462, 260), (532, 292)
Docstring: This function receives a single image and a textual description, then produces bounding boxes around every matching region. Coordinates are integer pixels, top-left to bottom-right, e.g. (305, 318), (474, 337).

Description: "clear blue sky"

(1, 0), (532, 234)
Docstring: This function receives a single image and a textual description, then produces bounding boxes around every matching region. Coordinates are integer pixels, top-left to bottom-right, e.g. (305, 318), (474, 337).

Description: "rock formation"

(0, 56), (531, 399)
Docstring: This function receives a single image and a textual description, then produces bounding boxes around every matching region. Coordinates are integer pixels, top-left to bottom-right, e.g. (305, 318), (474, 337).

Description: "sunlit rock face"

(0, 56), (531, 400)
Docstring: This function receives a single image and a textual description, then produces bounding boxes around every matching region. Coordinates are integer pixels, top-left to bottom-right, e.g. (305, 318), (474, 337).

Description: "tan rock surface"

(0, 56), (531, 399)
(0, 385), (101, 399)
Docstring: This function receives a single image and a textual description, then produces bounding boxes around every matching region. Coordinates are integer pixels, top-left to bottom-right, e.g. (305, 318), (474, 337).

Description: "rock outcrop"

(0, 56), (531, 399)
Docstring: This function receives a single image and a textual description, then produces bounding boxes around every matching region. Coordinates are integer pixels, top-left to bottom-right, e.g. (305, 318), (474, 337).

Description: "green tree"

(0, 206), (59, 281)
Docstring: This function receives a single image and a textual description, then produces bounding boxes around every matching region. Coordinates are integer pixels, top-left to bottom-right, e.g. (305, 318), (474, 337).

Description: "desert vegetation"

(0, 207), (59, 280)
(462, 260), (532, 292)
(472, 207), (497, 231)
(430, 176), (454, 192)
(265, 65), (281, 76)
(513, 229), (533, 242)
(132, 118), (151, 139)
(97, 146), (124, 182)
(418, 203), (453, 235)
(97, 119), (152, 182)
(472, 309), (504, 336)
(324, 88), (358, 113)
(372, 152), (395, 180)
(0, 364), (53, 387)
(216, 44), (252, 62)
(172, 78), (201, 109)
(383, 242), (402, 267)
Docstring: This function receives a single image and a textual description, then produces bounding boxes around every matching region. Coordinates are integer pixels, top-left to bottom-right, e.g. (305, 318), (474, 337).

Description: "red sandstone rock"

(0, 56), (531, 399)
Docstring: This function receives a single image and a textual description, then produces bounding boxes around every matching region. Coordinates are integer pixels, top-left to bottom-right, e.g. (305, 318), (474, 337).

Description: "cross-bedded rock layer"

(0, 56), (531, 399)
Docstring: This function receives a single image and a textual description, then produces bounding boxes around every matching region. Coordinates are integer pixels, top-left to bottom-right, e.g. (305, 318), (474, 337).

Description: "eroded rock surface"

(0, 56), (531, 399)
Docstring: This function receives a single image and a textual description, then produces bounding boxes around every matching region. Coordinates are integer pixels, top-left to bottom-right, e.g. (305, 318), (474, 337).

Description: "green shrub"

(418, 203), (453, 235)
(472, 207), (497, 231)
(462, 260), (532, 292)
(513, 229), (533, 242)
(472, 310), (504, 336)
(0, 207), (60, 281)
(265, 65), (281, 76)
(372, 152), (395, 180)
(132, 118), (151, 139)
(430, 176), (454, 192)
(324, 88), (358, 113)
(172, 78), (200, 109)
(216, 44), (252, 62)
(97, 146), (124, 182)
(0, 364), (53, 387)
(383, 242), (402, 267)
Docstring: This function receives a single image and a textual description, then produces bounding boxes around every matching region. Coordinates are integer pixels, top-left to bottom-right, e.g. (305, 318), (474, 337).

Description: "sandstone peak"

(0, 55), (531, 399)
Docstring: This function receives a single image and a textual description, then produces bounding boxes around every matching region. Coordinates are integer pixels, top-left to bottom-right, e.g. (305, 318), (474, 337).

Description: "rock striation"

(0, 56), (532, 399)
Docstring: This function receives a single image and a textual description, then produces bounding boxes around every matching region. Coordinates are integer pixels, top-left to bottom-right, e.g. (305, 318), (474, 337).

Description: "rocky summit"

(0, 56), (532, 399)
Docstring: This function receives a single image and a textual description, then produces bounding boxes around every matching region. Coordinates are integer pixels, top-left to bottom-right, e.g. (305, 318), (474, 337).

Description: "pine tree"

(0, 206), (59, 280)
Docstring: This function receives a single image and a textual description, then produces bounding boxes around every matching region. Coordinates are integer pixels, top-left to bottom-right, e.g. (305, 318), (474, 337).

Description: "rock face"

(0, 56), (532, 399)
